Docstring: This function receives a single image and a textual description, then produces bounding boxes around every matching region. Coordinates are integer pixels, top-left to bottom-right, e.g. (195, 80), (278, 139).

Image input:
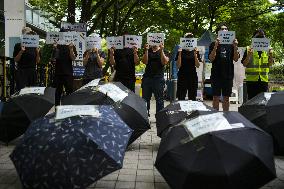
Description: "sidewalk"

(0, 100), (284, 189)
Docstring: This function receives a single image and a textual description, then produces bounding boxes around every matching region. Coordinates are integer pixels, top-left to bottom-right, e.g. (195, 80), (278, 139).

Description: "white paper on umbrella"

(177, 101), (209, 112)
(230, 123), (245, 129)
(79, 79), (101, 90)
(19, 87), (46, 95)
(264, 92), (274, 101)
(98, 83), (128, 102)
(184, 112), (232, 138)
(55, 105), (101, 120)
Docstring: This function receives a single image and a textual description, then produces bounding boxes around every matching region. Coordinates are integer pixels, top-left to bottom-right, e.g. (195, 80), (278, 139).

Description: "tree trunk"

(67, 0), (76, 23)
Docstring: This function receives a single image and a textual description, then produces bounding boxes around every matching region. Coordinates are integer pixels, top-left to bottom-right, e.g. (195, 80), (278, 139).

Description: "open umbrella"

(239, 91), (284, 154)
(62, 82), (150, 145)
(10, 105), (133, 189)
(0, 87), (55, 143)
(155, 111), (276, 189)
(155, 100), (214, 137)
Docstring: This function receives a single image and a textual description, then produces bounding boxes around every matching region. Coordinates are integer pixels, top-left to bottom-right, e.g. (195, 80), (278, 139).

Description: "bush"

(270, 64), (284, 82)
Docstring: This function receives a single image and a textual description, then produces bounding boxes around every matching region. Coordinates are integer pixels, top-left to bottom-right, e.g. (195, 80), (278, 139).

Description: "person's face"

(220, 26), (228, 31)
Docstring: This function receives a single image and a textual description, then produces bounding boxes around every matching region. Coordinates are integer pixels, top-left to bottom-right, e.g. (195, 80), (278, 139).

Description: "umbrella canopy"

(10, 105), (133, 189)
(155, 100), (214, 137)
(239, 91), (284, 154)
(155, 111), (276, 189)
(62, 82), (150, 145)
(0, 87), (55, 143)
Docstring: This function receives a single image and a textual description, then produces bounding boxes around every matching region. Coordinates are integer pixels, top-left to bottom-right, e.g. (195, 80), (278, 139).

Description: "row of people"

(13, 23), (274, 112)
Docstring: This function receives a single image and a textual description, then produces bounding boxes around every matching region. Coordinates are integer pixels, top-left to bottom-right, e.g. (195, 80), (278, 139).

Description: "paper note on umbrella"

(19, 87), (46, 95)
(55, 105), (101, 120)
(98, 83), (128, 102)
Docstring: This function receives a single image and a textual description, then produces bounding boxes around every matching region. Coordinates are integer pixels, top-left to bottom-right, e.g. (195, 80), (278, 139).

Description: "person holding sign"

(209, 23), (239, 111)
(142, 42), (169, 115)
(176, 32), (202, 100)
(241, 29), (274, 100)
(13, 27), (40, 91)
(109, 33), (139, 92)
(82, 47), (106, 85)
(52, 28), (77, 105)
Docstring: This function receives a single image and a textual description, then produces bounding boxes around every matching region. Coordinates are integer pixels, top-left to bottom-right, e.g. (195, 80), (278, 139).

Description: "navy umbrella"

(239, 91), (284, 154)
(0, 87), (55, 143)
(10, 105), (133, 189)
(155, 111), (276, 189)
(62, 82), (150, 145)
(156, 100), (214, 137)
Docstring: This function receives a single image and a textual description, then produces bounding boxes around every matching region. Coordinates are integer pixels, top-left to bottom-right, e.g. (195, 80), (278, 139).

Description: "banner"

(218, 31), (235, 44)
(61, 22), (87, 32)
(147, 33), (164, 46)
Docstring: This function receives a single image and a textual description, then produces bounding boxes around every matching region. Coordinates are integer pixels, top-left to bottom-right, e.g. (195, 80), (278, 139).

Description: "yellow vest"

(245, 47), (269, 82)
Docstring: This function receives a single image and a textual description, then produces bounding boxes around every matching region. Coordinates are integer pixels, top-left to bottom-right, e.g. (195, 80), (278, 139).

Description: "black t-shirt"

(144, 48), (164, 77)
(114, 48), (135, 80)
(209, 42), (235, 80)
(175, 50), (202, 79)
(83, 50), (106, 79)
(53, 45), (77, 76)
(13, 43), (37, 69)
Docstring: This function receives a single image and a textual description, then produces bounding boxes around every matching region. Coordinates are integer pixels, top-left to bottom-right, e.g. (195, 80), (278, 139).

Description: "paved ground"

(1, 100), (284, 189)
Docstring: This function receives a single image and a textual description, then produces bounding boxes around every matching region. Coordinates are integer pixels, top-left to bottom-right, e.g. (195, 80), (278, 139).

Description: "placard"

(21, 35), (39, 47)
(61, 22), (87, 32)
(218, 31), (235, 44)
(184, 112), (232, 138)
(106, 36), (123, 49)
(19, 87), (45, 95)
(180, 38), (197, 50)
(252, 38), (270, 51)
(124, 35), (142, 48)
(98, 83), (128, 102)
(55, 105), (101, 120)
(86, 36), (102, 50)
(46, 32), (61, 44)
(177, 101), (209, 112)
(147, 33), (164, 46)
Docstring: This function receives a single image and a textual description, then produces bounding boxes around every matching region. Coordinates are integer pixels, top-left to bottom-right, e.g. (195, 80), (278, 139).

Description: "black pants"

(53, 75), (74, 105)
(246, 79), (268, 100)
(16, 68), (37, 91)
(177, 76), (198, 100)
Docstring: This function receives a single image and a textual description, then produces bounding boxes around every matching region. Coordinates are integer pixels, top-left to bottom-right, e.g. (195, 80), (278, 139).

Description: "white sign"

(55, 105), (101, 120)
(106, 36), (124, 49)
(177, 101), (209, 112)
(264, 92), (274, 101)
(252, 38), (270, 52)
(46, 32), (61, 44)
(98, 83), (128, 102)
(79, 79), (101, 90)
(61, 22), (87, 32)
(180, 38), (197, 50)
(218, 31), (235, 44)
(21, 35), (39, 48)
(86, 36), (102, 50)
(19, 87), (46, 95)
(124, 35), (142, 48)
(147, 33), (164, 46)
(184, 113), (232, 138)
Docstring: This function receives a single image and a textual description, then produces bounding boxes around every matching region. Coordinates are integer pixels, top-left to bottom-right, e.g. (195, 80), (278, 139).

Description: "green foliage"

(270, 63), (284, 81)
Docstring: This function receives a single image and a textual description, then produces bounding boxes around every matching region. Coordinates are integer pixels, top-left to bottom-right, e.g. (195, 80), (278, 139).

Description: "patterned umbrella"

(10, 105), (133, 189)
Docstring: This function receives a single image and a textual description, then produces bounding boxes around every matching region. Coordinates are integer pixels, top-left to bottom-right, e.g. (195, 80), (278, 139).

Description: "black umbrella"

(155, 111), (276, 189)
(239, 91), (284, 154)
(10, 105), (133, 189)
(156, 100), (214, 137)
(0, 87), (55, 143)
(62, 82), (150, 145)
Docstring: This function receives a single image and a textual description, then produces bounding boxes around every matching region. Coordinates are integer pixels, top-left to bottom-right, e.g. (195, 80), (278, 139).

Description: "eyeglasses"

(220, 27), (228, 31)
